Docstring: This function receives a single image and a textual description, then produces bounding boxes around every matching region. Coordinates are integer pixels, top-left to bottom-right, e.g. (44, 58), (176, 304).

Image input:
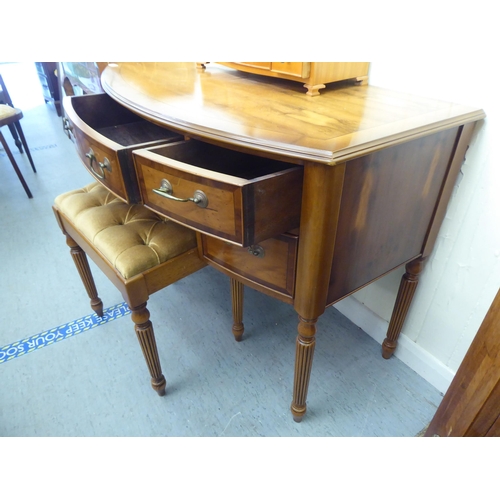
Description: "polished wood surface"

(101, 63), (484, 164)
(425, 289), (500, 436)
(326, 127), (460, 304)
(134, 140), (303, 246)
(64, 93), (182, 203)
(214, 62), (369, 96)
(201, 232), (298, 301)
(80, 63), (487, 421)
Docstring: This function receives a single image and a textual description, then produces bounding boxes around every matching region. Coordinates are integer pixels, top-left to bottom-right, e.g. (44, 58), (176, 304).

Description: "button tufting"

(55, 182), (198, 279)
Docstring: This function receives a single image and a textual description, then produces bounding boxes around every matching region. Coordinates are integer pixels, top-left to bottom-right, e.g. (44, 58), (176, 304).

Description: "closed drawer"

(236, 62), (272, 70)
(63, 93), (182, 203)
(271, 62), (310, 79)
(201, 231), (298, 300)
(134, 140), (303, 246)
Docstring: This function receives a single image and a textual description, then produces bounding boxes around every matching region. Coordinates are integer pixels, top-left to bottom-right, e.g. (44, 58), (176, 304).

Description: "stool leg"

(131, 303), (167, 396)
(65, 235), (104, 317)
(0, 130), (33, 198)
(13, 122), (36, 172)
(230, 278), (244, 341)
(7, 123), (23, 153)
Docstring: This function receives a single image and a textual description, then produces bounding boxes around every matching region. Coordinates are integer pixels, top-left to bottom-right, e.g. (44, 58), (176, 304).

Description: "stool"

(53, 182), (206, 395)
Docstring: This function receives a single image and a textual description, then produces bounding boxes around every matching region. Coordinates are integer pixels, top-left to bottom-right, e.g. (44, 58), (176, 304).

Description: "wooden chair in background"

(0, 73), (36, 198)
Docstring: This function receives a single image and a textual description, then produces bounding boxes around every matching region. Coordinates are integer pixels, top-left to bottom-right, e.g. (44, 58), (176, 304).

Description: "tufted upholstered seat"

(53, 182), (206, 395)
(54, 183), (199, 279)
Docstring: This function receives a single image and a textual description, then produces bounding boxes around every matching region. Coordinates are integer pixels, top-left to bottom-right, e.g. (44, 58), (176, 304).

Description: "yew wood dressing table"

(63, 62), (485, 422)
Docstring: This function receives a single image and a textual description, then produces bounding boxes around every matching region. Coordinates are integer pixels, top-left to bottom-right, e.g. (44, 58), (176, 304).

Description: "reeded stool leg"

(66, 235), (104, 317)
(131, 303), (167, 396)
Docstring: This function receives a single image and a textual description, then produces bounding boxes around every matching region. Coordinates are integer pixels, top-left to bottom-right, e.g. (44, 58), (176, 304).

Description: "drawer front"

(134, 140), (303, 246)
(236, 62), (272, 70)
(63, 94), (183, 203)
(271, 62), (310, 79)
(71, 126), (128, 201)
(138, 159), (244, 242)
(201, 233), (298, 300)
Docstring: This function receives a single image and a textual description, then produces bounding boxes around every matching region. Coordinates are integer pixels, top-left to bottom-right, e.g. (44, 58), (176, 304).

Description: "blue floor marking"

(0, 302), (131, 365)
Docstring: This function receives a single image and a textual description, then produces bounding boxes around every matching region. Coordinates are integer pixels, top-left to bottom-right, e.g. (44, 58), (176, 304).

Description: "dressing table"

(63, 62), (485, 422)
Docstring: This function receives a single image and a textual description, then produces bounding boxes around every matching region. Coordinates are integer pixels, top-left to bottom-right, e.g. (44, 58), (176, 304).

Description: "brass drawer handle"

(62, 117), (73, 139)
(153, 179), (209, 208)
(85, 148), (112, 179)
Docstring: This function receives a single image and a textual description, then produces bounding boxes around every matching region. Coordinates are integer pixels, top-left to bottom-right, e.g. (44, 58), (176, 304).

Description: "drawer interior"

(71, 93), (178, 146)
(152, 140), (297, 179)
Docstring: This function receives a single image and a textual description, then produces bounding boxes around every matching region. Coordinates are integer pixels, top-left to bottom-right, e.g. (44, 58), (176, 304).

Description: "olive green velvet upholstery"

(54, 182), (198, 279)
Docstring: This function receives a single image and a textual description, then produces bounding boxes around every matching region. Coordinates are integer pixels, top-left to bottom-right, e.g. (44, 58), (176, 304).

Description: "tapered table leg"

(291, 316), (317, 422)
(291, 162), (346, 422)
(382, 257), (426, 359)
(230, 278), (244, 341)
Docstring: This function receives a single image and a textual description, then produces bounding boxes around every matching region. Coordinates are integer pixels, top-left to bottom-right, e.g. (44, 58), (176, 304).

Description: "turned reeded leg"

(230, 278), (244, 341)
(291, 316), (317, 422)
(382, 257), (427, 359)
(66, 235), (104, 317)
(292, 162), (346, 422)
(131, 303), (166, 396)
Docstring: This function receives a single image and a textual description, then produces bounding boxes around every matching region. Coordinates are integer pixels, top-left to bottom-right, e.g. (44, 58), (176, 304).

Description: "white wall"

(335, 60), (500, 393)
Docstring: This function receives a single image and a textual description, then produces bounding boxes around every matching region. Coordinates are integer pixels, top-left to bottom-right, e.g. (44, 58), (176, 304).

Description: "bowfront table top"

(101, 62), (484, 164)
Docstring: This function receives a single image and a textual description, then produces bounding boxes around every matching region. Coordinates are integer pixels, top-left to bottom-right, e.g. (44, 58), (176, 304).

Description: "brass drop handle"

(62, 117), (73, 139)
(85, 148), (112, 179)
(153, 179), (209, 208)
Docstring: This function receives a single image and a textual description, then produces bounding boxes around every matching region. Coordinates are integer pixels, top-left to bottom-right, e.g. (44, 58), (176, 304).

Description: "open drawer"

(133, 140), (304, 246)
(63, 93), (182, 203)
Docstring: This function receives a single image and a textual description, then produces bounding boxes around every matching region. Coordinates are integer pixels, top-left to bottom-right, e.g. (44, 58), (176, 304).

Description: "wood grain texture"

(201, 233), (298, 298)
(207, 62), (368, 95)
(101, 63), (485, 165)
(421, 123), (477, 257)
(134, 140), (302, 246)
(425, 289), (500, 437)
(327, 128), (459, 304)
(64, 93), (181, 203)
(294, 162), (345, 319)
(89, 63), (486, 422)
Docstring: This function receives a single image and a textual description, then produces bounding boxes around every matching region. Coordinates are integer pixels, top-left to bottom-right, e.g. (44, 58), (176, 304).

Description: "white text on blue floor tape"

(0, 302), (131, 364)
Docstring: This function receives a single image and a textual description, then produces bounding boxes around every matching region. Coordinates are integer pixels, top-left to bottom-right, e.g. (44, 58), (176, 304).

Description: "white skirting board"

(333, 296), (455, 395)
